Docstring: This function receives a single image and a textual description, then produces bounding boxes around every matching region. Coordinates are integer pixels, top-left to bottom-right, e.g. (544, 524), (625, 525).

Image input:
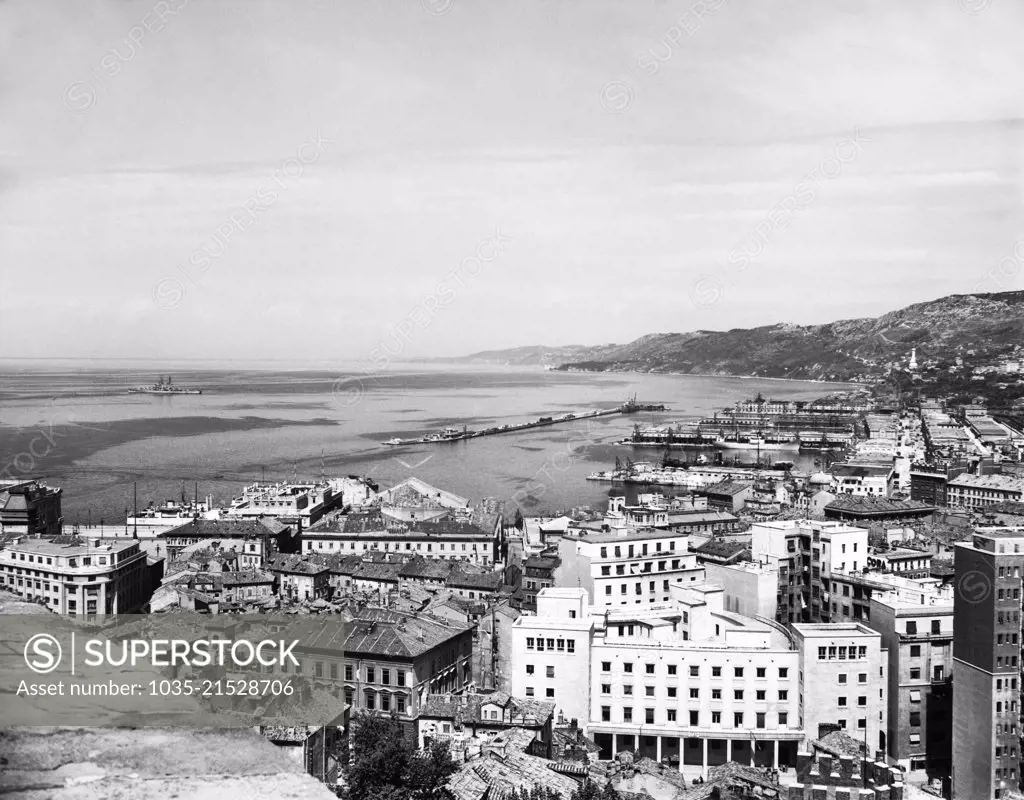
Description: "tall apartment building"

(552, 528), (705, 607)
(750, 519), (868, 624)
(510, 586), (806, 779)
(791, 623), (887, 757)
(869, 582), (954, 778)
(0, 535), (149, 615)
(952, 528), (1024, 800)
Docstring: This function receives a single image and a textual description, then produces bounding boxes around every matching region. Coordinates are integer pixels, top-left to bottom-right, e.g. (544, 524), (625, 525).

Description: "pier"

(383, 396), (667, 447)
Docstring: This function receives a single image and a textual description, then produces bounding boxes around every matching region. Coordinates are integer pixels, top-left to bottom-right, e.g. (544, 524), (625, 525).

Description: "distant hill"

(454, 291), (1024, 381)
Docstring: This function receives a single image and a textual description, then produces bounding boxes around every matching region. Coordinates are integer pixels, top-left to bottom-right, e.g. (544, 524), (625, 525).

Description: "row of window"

(524, 638), (576, 653)
(904, 620), (944, 635)
(603, 578), (697, 596)
(600, 559), (688, 576)
(599, 684), (790, 702)
(599, 542), (678, 559)
(599, 662), (789, 680)
(816, 646), (869, 661)
(347, 687), (407, 713)
(3, 551), (124, 567)
(598, 707), (789, 728)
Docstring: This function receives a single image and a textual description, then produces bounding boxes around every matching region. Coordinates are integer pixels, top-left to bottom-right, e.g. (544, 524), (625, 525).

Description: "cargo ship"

(128, 375), (202, 395)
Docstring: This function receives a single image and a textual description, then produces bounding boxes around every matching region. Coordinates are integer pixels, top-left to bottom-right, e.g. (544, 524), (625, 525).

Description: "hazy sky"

(1, 0), (1022, 362)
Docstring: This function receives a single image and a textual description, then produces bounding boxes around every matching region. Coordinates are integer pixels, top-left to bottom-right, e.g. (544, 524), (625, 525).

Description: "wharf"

(383, 397), (667, 447)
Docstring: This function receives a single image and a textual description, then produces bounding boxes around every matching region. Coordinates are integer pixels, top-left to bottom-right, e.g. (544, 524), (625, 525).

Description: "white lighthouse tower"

(909, 348), (918, 371)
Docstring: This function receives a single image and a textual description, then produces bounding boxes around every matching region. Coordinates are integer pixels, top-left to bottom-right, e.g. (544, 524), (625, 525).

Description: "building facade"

(553, 529), (705, 607)
(511, 587), (805, 779)
(0, 535), (149, 615)
(952, 528), (1024, 800)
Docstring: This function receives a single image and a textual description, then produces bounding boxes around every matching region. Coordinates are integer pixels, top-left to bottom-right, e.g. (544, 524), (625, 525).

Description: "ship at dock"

(128, 375), (202, 395)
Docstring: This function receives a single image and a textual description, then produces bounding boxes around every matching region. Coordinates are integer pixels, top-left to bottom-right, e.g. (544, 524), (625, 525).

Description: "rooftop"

(160, 518), (284, 539)
(0, 536), (139, 557)
(948, 473), (1024, 491)
(825, 495), (935, 515)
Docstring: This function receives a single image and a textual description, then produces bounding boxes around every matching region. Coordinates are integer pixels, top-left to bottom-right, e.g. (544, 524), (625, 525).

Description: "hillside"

(458, 291), (1024, 381)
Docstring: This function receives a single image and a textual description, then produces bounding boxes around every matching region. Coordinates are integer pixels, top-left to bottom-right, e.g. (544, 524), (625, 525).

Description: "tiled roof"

(306, 610), (472, 658)
(268, 554), (329, 575)
(446, 568), (503, 591)
(399, 557), (454, 581)
(222, 569), (274, 585)
(408, 519), (494, 537)
(826, 495), (934, 514)
(831, 463), (892, 478)
(419, 692), (555, 726)
(523, 555), (560, 570)
(701, 480), (753, 496)
(447, 750), (579, 800)
(350, 561), (403, 582)
(160, 518), (281, 539)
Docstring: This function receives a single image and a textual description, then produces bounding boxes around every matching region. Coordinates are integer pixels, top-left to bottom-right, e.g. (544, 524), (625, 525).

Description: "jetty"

(383, 396), (667, 447)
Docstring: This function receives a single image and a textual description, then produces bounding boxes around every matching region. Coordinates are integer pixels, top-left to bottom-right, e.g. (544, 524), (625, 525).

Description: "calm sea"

(0, 362), (849, 524)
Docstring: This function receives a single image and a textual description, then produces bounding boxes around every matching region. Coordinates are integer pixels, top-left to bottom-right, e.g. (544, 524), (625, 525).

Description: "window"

(601, 706), (611, 721)
(690, 666), (699, 677)
(756, 667), (766, 678)
(689, 688), (699, 699)
(712, 712), (721, 724)
(756, 690), (766, 700)
(397, 694), (406, 713)
(645, 663), (655, 674)
(667, 664), (677, 675)
(689, 711), (699, 725)
(345, 664), (353, 681)
(733, 713), (744, 727)
(712, 689), (721, 700)
(526, 687), (534, 697)
(909, 667), (921, 680)
(330, 663), (338, 680)
(646, 708), (655, 724)
(624, 663), (633, 673)
(315, 662), (323, 678)
(858, 696), (867, 706)
(838, 674), (847, 684)
(906, 621), (917, 635)
(910, 645), (921, 658)
(526, 665), (535, 675)
(624, 685), (633, 696)
(667, 709), (677, 722)
(756, 713), (766, 729)
(734, 667), (744, 678)
(601, 683), (610, 694)
(931, 620), (941, 634)
(734, 690), (744, 700)
(838, 697), (847, 707)
(778, 690), (788, 701)
(546, 666), (555, 678)
(668, 687), (677, 698)
(381, 669), (390, 685)
(623, 708), (633, 723)
(602, 661), (611, 672)
(712, 666), (722, 677)
(858, 673), (867, 683)
(779, 712), (788, 726)
(645, 686), (655, 697)
(545, 688), (554, 698)
(779, 668), (788, 679)
(909, 712), (921, 726)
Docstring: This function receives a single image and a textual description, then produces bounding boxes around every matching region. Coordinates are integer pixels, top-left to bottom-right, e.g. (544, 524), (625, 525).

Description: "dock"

(383, 396), (667, 447)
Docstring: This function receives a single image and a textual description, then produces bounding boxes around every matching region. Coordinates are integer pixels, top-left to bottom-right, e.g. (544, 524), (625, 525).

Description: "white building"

(511, 586), (807, 779)
(792, 623), (888, 757)
(552, 528), (705, 607)
(0, 535), (149, 616)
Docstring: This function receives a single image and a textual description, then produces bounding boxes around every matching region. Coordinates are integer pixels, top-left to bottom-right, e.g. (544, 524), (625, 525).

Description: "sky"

(0, 0), (1022, 363)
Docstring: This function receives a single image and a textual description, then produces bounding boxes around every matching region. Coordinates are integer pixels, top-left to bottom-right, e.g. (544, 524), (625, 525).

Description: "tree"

(513, 508), (524, 530)
(343, 712), (458, 800)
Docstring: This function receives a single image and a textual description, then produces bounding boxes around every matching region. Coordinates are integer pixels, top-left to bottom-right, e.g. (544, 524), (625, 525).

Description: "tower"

(909, 348), (918, 371)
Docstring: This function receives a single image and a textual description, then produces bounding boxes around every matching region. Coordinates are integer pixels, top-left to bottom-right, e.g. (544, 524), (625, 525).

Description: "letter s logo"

(25, 634), (63, 674)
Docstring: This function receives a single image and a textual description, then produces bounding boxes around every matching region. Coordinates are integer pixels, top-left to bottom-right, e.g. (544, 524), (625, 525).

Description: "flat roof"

(1, 536), (140, 557)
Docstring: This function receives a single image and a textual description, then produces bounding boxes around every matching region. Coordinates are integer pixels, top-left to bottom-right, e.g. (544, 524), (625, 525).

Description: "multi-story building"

(522, 553), (560, 612)
(510, 586), (805, 779)
(268, 553), (331, 601)
(224, 477), (374, 527)
(0, 479), (63, 536)
(302, 508), (503, 566)
(702, 560), (779, 621)
(830, 463), (896, 498)
(947, 474), (1024, 511)
(552, 528), (704, 607)
(317, 609), (474, 733)
(869, 582), (954, 778)
(417, 691), (556, 758)
(158, 518), (294, 563)
(0, 535), (149, 615)
(791, 623), (887, 757)
(866, 548), (933, 579)
(750, 519), (868, 625)
(952, 528), (1024, 800)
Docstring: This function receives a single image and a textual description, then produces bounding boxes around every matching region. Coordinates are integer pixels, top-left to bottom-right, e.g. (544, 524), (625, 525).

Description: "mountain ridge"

(449, 291), (1024, 381)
